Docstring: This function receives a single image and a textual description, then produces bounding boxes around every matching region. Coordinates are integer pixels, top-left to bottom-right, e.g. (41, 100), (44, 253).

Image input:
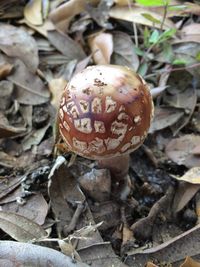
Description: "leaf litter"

(0, 0), (200, 266)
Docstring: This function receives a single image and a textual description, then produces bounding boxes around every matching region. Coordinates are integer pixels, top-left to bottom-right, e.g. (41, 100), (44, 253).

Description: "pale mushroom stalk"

(58, 65), (154, 198)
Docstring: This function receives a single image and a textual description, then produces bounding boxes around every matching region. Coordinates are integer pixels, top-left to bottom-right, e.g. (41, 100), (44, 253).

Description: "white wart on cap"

(59, 65), (154, 160)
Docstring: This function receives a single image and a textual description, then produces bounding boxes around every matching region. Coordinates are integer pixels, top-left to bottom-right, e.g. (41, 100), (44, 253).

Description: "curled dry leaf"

(0, 63), (13, 79)
(88, 32), (113, 65)
(165, 135), (200, 168)
(0, 24), (39, 72)
(110, 5), (175, 30)
(0, 211), (47, 242)
(24, 0), (43, 26)
(180, 256), (200, 267)
(0, 241), (90, 267)
(8, 60), (50, 105)
(21, 18), (55, 37)
(112, 31), (139, 71)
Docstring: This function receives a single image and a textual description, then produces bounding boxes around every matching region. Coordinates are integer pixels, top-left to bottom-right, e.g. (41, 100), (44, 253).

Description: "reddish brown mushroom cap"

(59, 65), (153, 160)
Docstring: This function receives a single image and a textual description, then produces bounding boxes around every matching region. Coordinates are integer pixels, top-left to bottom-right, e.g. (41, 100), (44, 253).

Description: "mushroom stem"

(98, 154), (130, 182)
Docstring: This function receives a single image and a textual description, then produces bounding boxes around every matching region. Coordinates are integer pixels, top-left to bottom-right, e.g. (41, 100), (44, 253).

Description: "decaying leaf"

(88, 32), (113, 64)
(0, 211), (47, 242)
(8, 60), (50, 105)
(0, 23), (39, 72)
(165, 135), (200, 168)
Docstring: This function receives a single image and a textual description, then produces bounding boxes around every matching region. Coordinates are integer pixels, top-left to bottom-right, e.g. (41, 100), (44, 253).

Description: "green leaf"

(172, 59), (188, 65)
(138, 62), (148, 76)
(149, 30), (160, 44)
(157, 28), (176, 43)
(134, 46), (145, 56)
(136, 0), (170, 6)
(141, 13), (161, 24)
(143, 27), (150, 48)
(168, 5), (187, 11)
(196, 51), (200, 61)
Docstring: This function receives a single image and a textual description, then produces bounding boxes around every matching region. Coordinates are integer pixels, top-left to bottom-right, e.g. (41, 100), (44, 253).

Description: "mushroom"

(58, 65), (154, 197)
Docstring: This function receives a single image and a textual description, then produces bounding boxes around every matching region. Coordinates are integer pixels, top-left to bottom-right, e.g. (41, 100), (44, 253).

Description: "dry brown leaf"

(192, 145), (200, 156)
(24, 0), (43, 26)
(0, 24), (39, 72)
(112, 31), (139, 71)
(173, 167), (200, 184)
(146, 262), (158, 267)
(110, 5), (175, 30)
(0, 241), (89, 267)
(165, 135), (200, 168)
(174, 23), (200, 44)
(0, 194), (48, 225)
(8, 60), (50, 105)
(125, 224), (200, 267)
(88, 32), (113, 64)
(172, 183), (200, 213)
(0, 112), (26, 138)
(0, 211), (47, 242)
(149, 107), (184, 134)
(0, 63), (13, 79)
(47, 30), (86, 61)
(49, 78), (67, 109)
(180, 256), (200, 267)
(20, 18), (55, 37)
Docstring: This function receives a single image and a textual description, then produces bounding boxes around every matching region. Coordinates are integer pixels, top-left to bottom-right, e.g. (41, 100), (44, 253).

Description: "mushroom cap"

(59, 65), (154, 160)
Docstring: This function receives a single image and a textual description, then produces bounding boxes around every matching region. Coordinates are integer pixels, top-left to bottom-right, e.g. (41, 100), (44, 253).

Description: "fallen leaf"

(22, 124), (50, 151)
(20, 18), (55, 37)
(149, 106), (184, 133)
(0, 241), (90, 267)
(180, 256), (200, 267)
(8, 60), (50, 105)
(0, 194), (49, 225)
(0, 175), (23, 200)
(0, 23), (39, 72)
(172, 182), (200, 213)
(165, 135), (200, 168)
(174, 23), (200, 44)
(49, 78), (67, 109)
(24, 0), (43, 26)
(192, 145), (200, 156)
(125, 224), (200, 267)
(146, 262), (158, 267)
(110, 5), (175, 30)
(88, 32), (113, 64)
(0, 63), (13, 79)
(0, 211), (47, 242)
(47, 30), (86, 61)
(173, 167), (200, 184)
(112, 31), (139, 71)
(0, 112), (26, 138)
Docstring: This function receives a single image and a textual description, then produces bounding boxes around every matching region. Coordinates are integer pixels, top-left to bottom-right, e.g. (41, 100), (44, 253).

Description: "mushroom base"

(98, 154), (129, 182)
